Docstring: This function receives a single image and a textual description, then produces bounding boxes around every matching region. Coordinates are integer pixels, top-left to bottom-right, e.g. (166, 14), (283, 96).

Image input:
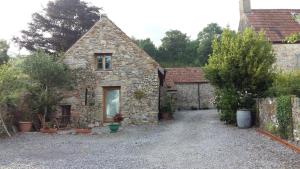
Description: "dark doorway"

(60, 105), (71, 128)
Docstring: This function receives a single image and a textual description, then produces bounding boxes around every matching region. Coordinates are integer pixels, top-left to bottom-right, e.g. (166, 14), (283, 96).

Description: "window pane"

(97, 55), (103, 69)
(106, 89), (120, 118)
(105, 55), (112, 69)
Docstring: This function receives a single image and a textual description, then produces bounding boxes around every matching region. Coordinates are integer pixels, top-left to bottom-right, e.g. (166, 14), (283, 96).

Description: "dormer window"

(95, 53), (112, 70)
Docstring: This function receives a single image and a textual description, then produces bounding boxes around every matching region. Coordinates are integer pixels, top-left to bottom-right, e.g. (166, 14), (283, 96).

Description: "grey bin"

(237, 110), (252, 128)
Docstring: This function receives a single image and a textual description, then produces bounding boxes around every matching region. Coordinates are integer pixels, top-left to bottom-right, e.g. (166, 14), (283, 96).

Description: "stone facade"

(175, 83), (215, 110)
(239, 0), (300, 71)
(257, 98), (278, 130)
(273, 44), (300, 71)
(62, 15), (160, 126)
(257, 97), (300, 141)
(291, 97), (300, 141)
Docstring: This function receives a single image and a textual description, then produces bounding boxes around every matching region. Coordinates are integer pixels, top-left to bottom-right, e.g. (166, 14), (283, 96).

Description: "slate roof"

(247, 9), (300, 42)
(165, 68), (208, 89)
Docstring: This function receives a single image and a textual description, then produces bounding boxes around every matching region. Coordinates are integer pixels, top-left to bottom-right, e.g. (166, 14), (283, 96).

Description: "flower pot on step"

(40, 128), (57, 134)
(160, 112), (173, 120)
(19, 121), (32, 132)
(108, 123), (120, 133)
(75, 128), (92, 134)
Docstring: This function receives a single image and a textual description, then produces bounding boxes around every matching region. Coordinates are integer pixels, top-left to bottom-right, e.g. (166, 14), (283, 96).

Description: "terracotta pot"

(160, 112), (173, 120)
(19, 121), (32, 132)
(40, 128), (58, 134)
(75, 128), (92, 134)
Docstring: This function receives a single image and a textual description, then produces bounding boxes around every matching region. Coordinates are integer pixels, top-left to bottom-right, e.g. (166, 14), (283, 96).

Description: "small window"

(95, 53), (112, 70)
(105, 55), (111, 69)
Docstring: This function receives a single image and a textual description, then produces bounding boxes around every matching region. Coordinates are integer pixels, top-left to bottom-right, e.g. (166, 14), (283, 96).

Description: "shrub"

(215, 88), (239, 123)
(276, 96), (293, 139)
(267, 71), (300, 97)
(160, 94), (175, 114)
(204, 28), (275, 124)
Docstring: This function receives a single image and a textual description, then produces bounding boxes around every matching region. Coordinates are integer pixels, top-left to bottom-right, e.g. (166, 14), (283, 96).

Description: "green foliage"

(204, 28), (275, 123)
(197, 23), (223, 66)
(0, 62), (24, 106)
(284, 33), (300, 44)
(0, 62), (26, 136)
(265, 122), (278, 135)
(267, 71), (300, 97)
(21, 51), (71, 120)
(134, 90), (146, 101)
(133, 38), (158, 59)
(157, 30), (199, 67)
(160, 93), (175, 114)
(0, 40), (9, 65)
(276, 96), (293, 139)
(215, 88), (239, 123)
(14, 0), (101, 53)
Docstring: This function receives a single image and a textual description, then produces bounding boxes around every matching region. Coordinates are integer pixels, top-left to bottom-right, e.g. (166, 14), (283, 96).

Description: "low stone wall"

(257, 97), (300, 141)
(291, 97), (300, 141)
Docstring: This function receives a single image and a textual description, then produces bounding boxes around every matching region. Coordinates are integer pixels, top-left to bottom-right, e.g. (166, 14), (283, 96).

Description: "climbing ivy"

(284, 33), (300, 44)
(276, 96), (293, 139)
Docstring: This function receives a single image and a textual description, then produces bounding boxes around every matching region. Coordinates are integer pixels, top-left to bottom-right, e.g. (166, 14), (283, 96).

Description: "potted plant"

(159, 94), (174, 120)
(236, 92), (253, 129)
(160, 106), (173, 120)
(40, 121), (58, 133)
(75, 120), (92, 134)
(108, 113), (124, 133)
(75, 114), (92, 134)
(19, 111), (32, 132)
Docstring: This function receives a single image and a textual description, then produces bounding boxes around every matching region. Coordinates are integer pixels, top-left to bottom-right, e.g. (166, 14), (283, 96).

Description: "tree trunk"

(43, 86), (48, 127)
(0, 112), (11, 137)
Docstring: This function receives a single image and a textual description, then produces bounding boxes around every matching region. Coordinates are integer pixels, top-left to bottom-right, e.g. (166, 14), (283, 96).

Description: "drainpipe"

(198, 83), (201, 110)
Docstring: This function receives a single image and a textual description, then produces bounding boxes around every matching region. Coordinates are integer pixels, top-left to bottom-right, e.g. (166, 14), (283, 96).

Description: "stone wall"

(291, 97), (300, 141)
(175, 83), (215, 110)
(273, 44), (300, 71)
(257, 98), (278, 130)
(62, 16), (159, 126)
(257, 97), (300, 141)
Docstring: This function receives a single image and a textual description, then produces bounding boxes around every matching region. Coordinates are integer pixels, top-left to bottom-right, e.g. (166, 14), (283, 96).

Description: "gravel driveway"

(0, 110), (299, 169)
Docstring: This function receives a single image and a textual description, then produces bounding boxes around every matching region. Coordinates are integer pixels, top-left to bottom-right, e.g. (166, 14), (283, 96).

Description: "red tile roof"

(165, 68), (208, 89)
(247, 9), (300, 42)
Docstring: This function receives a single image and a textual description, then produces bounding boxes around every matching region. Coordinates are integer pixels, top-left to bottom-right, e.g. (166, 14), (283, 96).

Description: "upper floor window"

(95, 53), (112, 70)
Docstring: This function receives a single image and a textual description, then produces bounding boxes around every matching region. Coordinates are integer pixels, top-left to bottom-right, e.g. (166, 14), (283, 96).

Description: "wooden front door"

(103, 87), (120, 122)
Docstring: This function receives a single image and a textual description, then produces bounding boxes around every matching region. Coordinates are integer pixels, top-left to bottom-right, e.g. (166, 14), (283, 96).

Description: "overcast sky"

(1, 0), (300, 55)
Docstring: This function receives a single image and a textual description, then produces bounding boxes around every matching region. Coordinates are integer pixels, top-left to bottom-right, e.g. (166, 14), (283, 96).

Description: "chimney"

(240, 0), (251, 14)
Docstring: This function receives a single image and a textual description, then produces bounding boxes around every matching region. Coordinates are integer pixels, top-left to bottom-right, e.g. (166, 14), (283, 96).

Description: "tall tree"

(0, 40), (9, 65)
(133, 38), (158, 59)
(21, 51), (71, 125)
(197, 23), (223, 65)
(14, 0), (101, 53)
(157, 30), (192, 67)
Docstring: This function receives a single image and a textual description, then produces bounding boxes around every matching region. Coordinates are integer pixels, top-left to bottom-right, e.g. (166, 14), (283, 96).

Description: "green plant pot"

(108, 123), (120, 133)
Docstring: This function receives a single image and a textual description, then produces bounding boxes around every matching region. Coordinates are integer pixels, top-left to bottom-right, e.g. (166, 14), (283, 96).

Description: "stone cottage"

(61, 15), (163, 126)
(162, 68), (215, 110)
(239, 0), (300, 71)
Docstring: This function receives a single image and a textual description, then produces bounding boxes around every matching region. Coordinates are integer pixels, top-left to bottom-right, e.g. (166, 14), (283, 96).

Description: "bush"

(204, 28), (275, 124)
(215, 88), (239, 124)
(267, 71), (300, 97)
(160, 94), (175, 114)
(276, 95), (293, 139)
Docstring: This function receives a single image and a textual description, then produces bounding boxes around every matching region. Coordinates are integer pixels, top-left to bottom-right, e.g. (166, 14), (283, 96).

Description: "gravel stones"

(0, 110), (299, 169)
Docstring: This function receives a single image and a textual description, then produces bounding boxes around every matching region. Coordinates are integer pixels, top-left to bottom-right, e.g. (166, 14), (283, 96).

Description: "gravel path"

(0, 110), (299, 169)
